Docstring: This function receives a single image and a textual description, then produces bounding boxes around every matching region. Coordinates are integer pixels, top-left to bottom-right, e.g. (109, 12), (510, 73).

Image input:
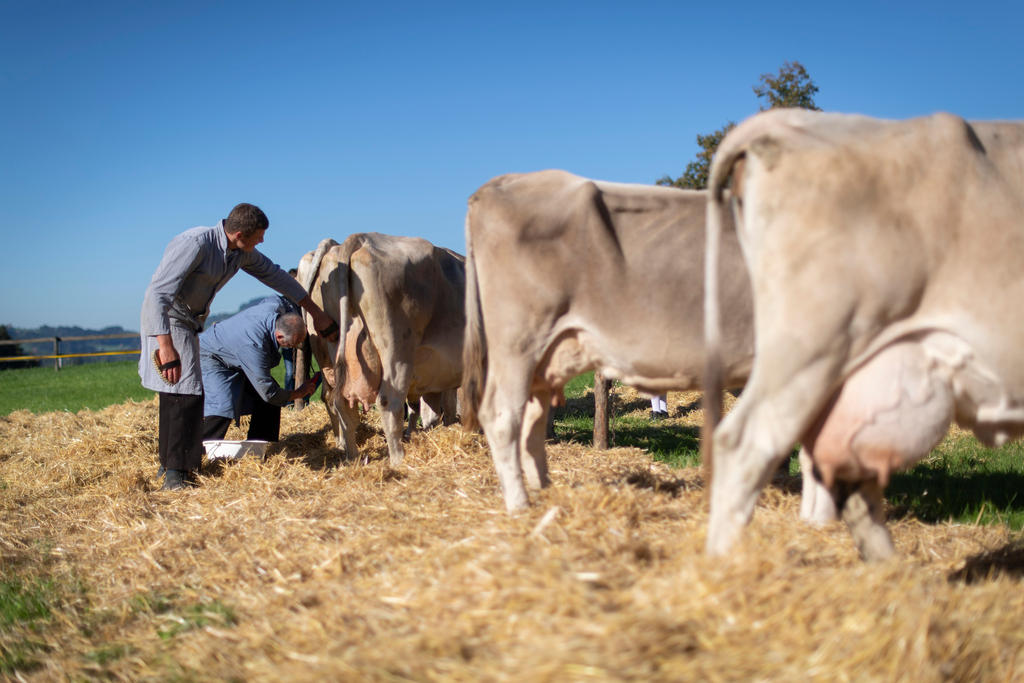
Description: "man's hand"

(313, 309), (339, 342)
(291, 372), (322, 401)
(156, 335), (181, 384)
(297, 295), (339, 343)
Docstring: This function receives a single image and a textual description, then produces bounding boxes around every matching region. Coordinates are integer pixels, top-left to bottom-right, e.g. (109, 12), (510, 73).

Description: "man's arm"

(296, 295), (339, 342)
(143, 238), (204, 385)
(239, 252), (339, 342)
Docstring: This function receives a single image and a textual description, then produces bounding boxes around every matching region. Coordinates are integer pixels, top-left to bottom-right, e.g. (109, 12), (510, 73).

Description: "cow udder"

(341, 316), (382, 410)
(803, 343), (953, 490)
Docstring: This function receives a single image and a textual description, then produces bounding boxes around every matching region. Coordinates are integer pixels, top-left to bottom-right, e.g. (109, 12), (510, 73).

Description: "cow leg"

(479, 369), (532, 512)
(440, 389), (458, 426)
(837, 482), (895, 562)
(419, 393), (445, 430)
(332, 393), (361, 460)
(798, 446), (838, 525)
(377, 386), (408, 466)
(519, 392), (552, 491)
(321, 382), (344, 447)
(405, 398), (422, 438)
(416, 390), (458, 430)
(707, 355), (842, 556)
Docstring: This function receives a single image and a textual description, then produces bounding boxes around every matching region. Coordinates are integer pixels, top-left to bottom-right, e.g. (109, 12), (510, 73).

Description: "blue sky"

(1, 0), (1021, 330)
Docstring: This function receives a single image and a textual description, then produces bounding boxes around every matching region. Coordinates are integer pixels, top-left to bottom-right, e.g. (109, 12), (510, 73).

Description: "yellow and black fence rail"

(0, 333), (140, 370)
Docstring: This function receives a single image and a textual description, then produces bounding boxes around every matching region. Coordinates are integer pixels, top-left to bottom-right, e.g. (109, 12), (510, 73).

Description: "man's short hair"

(224, 203), (269, 237)
(275, 312), (306, 346)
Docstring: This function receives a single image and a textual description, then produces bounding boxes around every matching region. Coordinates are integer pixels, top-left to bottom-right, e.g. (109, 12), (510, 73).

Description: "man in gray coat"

(199, 296), (319, 443)
(139, 203), (337, 490)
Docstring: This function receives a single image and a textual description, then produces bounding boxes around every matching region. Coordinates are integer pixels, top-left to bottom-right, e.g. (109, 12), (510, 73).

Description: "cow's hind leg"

(370, 345), (415, 466)
(333, 395), (362, 458)
(799, 446), (838, 525)
(519, 391), (552, 491)
(439, 389), (458, 426)
(707, 355), (842, 556)
(323, 379), (357, 457)
(377, 386), (408, 466)
(418, 392), (446, 430)
(836, 481), (895, 562)
(479, 366), (532, 512)
(405, 397), (422, 438)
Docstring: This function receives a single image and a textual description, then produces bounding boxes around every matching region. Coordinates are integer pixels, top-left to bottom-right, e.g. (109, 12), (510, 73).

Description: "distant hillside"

(8, 325), (136, 340)
(5, 325), (138, 367)
(204, 297), (267, 326)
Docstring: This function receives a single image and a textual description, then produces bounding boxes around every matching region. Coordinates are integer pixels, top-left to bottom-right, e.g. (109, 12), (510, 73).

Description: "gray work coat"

(138, 221), (306, 395)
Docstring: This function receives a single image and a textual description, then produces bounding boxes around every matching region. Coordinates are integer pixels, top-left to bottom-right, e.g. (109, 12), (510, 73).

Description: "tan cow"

(296, 233), (465, 465)
(703, 109), (1024, 561)
(462, 169), (754, 512)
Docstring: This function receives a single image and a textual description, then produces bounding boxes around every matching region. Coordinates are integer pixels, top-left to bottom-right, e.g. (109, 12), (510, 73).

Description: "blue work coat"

(199, 297), (298, 419)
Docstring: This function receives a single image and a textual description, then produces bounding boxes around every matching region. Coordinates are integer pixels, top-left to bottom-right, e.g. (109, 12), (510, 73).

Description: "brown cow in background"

(462, 170), (754, 511)
(296, 233), (465, 464)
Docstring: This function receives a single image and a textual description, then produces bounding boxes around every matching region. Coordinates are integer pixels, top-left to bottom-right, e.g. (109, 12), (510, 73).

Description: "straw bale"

(1, 394), (1023, 681)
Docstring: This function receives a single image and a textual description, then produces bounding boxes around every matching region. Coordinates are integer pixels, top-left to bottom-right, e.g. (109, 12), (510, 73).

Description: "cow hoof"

(503, 491), (531, 513)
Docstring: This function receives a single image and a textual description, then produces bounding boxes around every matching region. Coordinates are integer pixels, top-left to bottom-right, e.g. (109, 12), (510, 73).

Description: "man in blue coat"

(199, 296), (320, 443)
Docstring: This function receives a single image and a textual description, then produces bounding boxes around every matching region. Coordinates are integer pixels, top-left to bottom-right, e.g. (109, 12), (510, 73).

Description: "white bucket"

(202, 439), (270, 461)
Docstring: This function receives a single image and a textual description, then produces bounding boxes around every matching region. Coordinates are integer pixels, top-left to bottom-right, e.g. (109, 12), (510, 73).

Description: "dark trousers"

(201, 378), (282, 442)
(159, 392), (205, 472)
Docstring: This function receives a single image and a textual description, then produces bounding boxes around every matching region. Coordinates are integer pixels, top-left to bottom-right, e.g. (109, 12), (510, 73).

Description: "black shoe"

(162, 469), (185, 490)
(161, 469), (197, 491)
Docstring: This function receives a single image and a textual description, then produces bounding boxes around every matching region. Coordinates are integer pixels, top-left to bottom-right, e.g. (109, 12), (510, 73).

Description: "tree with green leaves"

(657, 61), (820, 189)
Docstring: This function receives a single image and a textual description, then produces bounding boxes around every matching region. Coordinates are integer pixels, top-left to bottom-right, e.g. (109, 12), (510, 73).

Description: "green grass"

(84, 644), (131, 666)
(155, 600), (237, 640)
(553, 371), (702, 467)
(554, 371), (1024, 529)
(0, 577), (236, 675)
(0, 577), (56, 627)
(0, 576), (61, 674)
(0, 360), (293, 416)
(887, 437), (1024, 528)
(0, 360), (155, 415)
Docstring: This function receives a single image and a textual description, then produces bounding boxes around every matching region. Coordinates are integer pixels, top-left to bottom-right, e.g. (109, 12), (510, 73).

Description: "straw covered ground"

(2, 392), (1024, 681)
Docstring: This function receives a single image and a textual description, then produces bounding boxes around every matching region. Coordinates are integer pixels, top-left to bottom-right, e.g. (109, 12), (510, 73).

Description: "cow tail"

(332, 235), (361, 407)
(460, 200), (487, 432)
(702, 135), (746, 487)
(294, 238), (336, 408)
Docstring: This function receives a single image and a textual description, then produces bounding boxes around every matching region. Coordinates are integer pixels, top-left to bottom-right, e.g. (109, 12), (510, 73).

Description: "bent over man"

(139, 203), (338, 491)
(199, 296), (320, 442)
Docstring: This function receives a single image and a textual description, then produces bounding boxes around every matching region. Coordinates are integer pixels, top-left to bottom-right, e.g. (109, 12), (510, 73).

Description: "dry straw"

(1, 390), (1022, 681)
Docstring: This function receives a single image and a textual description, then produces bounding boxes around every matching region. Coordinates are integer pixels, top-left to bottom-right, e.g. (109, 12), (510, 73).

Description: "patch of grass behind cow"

(0, 361), (154, 415)
(553, 372), (703, 467)
(888, 432), (1024, 529)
